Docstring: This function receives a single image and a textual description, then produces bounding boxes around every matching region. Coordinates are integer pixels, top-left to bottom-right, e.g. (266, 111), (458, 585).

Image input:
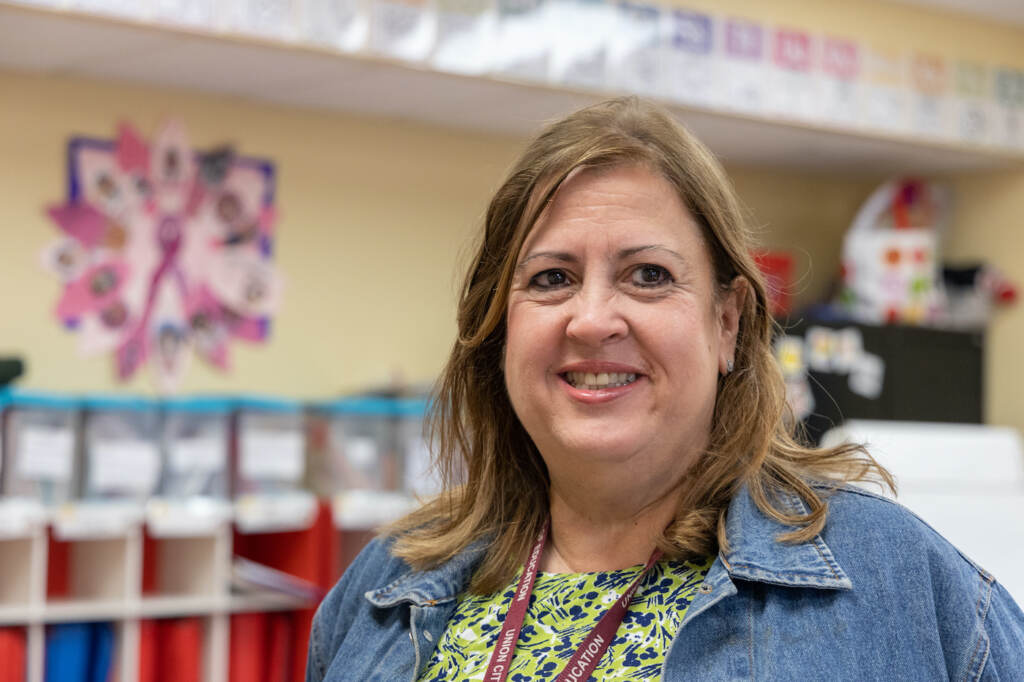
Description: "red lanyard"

(483, 520), (663, 682)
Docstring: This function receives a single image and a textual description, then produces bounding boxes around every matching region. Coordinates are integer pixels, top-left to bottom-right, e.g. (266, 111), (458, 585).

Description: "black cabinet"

(779, 320), (983, 444)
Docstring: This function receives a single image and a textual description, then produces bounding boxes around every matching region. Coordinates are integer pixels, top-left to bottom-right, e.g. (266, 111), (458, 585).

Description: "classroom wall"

(944, 171), (1024, 430)
(0, 69), (521, 397)
(1, 0), (1023, 435)
(0, 68), (878, 399)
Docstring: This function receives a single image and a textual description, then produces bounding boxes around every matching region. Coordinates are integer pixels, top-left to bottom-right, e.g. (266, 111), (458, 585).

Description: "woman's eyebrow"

(516, 246), (689, 271)
(619, 244), (689, 266)
(515, 251), (578, 272)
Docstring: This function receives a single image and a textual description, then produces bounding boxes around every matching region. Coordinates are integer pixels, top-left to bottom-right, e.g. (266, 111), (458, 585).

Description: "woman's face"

(504, 164), (742, 487)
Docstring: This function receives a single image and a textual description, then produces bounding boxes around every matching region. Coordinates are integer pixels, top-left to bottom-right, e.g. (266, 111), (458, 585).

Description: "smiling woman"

(306, 98), (1024, 681)
(503, 165), (742, 572)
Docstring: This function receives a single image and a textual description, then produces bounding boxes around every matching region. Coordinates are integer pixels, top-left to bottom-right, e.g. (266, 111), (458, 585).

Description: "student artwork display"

(774, 325), (886, 423)
(43, 121), (281, 391)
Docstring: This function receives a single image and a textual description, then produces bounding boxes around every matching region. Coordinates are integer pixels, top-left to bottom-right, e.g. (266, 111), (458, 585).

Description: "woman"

(307, 98), (1024, 681)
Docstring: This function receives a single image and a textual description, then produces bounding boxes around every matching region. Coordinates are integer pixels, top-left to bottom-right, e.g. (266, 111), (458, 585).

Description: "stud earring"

(726, 359), (734, 373)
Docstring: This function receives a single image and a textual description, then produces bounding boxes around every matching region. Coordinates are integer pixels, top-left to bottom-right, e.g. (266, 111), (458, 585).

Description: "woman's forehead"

(517, 164), (702, 258)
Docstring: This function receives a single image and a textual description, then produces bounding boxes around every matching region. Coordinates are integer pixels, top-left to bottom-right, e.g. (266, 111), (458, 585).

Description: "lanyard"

(483, 520), (663, 682)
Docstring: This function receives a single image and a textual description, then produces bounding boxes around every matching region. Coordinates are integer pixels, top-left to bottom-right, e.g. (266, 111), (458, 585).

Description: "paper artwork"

(767, 27), (819, 121)
(43, 121), (281, 391)
(664, 9), (719, 108)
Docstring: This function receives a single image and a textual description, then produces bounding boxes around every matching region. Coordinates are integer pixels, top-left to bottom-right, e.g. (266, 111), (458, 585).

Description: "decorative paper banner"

(862, 46), (911, 134)
(909, 53), (950, 138)
(548, 0), (613, 89)
(607, 0), (662, 97)
(23, 0), (1024, 153)
(491, 0), (552, 81)
(664, 9), (719, 108)
(369, 0), (437, 62)
(993, 68), (1024, 149)
(304, 0), (370, 52)
(224, 0), (299, 40)
(70, 0), (145, 19)
(819, 36), (861, 128)
(953, 61), (994, 144)
(430, 0), (496, 75)
(43, 121), (281, 392)
(153, 0), (217, 29)
(721, 17), (767, 114)
(768, 27), (819, 121)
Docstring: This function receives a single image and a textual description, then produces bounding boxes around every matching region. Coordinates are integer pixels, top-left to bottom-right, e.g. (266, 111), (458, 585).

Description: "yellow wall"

(943, 171), (1024, 428)
(0, 68), (882, 398)
(1, 0), (1023, 434)
(0, 69), (525, 398)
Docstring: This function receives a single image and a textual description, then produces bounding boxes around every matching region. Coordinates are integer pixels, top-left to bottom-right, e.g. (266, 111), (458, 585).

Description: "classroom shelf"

(0, 515), (322, 682)
(1, 2), (1023, 174)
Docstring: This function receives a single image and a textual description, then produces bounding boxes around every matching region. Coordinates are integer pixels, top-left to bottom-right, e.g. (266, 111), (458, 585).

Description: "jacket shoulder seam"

(818, 484), (997, 583)
(961, 572), (994, 682)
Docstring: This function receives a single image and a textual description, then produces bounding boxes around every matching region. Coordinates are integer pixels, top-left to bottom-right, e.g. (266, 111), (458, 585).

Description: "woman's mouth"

(562, 371), (639, 390)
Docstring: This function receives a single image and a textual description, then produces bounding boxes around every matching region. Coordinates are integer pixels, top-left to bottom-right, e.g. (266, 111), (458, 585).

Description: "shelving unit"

(1, 2), (1022, 175)
(0, 513), (314, 682)
(0, 387), (426, 681)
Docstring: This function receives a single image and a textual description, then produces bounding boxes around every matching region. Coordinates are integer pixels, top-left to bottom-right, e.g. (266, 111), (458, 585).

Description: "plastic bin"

(1, 389), (81, 508)
(316, 397), (417, 530)
(395, 398), (444, 498)
(160, 397), (231, 500)
(233, 396), (315, 533)
(318, 397), (400, 496)
(81, 395), (161, 503)
(148, 396), (233, 537)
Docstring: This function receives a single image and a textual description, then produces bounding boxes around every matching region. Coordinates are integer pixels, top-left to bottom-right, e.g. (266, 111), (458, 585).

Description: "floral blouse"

(418, 556), (713, 681)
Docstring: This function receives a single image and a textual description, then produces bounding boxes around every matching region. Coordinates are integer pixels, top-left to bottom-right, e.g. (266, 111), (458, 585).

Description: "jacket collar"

(719, 484), (852, 590)
(366, 538), (488, 608)
(366, 484), (851, 608)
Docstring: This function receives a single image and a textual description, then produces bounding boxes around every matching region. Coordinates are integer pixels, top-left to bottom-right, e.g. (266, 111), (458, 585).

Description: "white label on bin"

(346, 437), (379, 469)
(170, 437), (226, 474)
(241, 430), (304, 482)
(90, 440), (161, 494)
(405, 437), (443, 496)
(17, 427), (74, 482)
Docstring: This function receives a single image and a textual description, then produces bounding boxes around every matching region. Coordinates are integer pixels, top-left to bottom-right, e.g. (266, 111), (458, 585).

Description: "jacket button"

(699, 583), (713, 594)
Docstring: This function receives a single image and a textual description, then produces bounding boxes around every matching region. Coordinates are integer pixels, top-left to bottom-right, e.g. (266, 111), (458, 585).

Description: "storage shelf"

(2, 2), (1023, 174)
(0, 592), (312, 625)
(0, 511), (325, 681)
(31, 598), (130, 623)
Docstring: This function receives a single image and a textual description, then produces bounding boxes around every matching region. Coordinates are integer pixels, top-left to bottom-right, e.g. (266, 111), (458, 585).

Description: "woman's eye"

(631, 264), (672, 287)
(529, 269), (569, 289)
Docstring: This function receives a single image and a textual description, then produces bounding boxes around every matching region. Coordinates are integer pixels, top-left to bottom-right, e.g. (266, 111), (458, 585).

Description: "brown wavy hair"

(387, 97), (892, 594)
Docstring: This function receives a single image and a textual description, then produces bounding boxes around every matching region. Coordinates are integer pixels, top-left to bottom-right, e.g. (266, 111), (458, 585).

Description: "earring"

(726, 359), (734, 373)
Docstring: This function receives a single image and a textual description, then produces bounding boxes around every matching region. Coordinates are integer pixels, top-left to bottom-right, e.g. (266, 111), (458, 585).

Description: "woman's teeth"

(564, 371), (638, 390)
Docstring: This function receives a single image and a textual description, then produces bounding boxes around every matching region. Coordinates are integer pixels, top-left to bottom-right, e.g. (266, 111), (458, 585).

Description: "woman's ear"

(718, 276), (748, 374)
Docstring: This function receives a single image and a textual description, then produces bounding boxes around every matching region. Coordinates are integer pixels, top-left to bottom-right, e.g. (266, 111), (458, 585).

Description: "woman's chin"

(545, 435), (647, 469)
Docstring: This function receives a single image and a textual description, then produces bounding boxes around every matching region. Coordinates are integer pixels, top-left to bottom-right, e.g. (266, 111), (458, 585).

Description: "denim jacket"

(307, 485), (1024, 681)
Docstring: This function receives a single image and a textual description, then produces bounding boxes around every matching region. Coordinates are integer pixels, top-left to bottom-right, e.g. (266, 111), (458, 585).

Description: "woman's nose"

(564, 282), (628, 347)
